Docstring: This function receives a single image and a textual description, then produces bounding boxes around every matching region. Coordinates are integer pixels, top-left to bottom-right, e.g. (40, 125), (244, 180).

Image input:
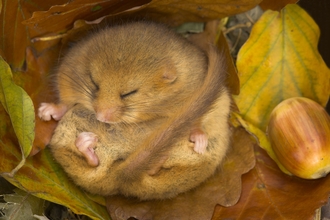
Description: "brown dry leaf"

(25, 46), (61, 155)
(216, 29), (240, 95)
(106, 127), (255, 220)
(0, 0), (32, 69)
(134, 0), (263, 26)
(213, 145), (330, 219)
(259, 0), (299, 11)
(23, 0), (262, 43)
(23, 0), (151, 36)
(0, 0), (68, 70)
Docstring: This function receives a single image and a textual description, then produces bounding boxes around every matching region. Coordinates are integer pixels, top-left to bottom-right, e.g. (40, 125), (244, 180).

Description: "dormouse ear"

(162, 62), (177, 83)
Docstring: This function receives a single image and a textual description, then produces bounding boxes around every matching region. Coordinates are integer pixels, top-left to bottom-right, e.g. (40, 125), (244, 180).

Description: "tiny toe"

(193, 135), (208, 154)
(75, 132), (98, 149)
(75, 132), (99, 167)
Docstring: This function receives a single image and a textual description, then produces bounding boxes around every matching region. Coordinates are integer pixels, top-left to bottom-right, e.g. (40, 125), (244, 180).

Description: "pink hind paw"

(38, 103), (68, 121)
(189, 128), (208, 154)
(75, 132), (99, 167)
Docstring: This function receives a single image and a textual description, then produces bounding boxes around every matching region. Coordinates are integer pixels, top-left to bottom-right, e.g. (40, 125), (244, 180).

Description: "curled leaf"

(23, 0), (151, 36)
(136, 0), (263, 26)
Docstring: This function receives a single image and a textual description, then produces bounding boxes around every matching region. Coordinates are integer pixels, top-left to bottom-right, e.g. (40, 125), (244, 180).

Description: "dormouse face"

(88, 59), (179, 125)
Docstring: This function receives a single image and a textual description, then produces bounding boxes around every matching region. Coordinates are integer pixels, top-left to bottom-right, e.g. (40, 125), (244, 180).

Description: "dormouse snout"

(95, 106), (121, 124)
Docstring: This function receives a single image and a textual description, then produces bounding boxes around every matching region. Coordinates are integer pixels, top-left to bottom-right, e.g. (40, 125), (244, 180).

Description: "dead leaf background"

(0, 0), (69, 70)
(0, 0), (330, 219)
(214, 144), (330, 220)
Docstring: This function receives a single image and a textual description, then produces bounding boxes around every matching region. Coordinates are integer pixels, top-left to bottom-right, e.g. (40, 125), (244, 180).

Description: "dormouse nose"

(95, 106), (120, 123)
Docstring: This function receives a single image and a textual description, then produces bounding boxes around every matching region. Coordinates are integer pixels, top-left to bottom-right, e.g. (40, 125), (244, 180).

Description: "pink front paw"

(190, 129), (208, 154)
(75, 132), (99, 167)
(38, 103), (67, 121)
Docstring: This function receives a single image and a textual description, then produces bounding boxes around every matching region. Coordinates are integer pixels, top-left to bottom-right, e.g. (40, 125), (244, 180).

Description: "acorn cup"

(267, 97), (330, 179)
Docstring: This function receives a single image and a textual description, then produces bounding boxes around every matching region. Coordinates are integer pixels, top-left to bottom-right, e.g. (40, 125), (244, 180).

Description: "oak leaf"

(213, 145), (330, 219)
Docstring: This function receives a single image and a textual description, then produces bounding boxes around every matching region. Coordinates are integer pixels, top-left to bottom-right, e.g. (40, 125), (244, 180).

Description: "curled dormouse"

(44, 21), (232, 199)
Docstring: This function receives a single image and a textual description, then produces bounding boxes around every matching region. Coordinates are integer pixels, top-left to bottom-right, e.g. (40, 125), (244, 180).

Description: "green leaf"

(0, 146), (110, 220)
(0, 57), (35, 158)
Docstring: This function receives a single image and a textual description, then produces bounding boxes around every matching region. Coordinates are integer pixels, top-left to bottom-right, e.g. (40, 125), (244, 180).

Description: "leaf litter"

(0, 0), (329, 219)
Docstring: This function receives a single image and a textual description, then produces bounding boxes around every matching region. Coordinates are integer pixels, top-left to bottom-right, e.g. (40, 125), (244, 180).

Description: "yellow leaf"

(234, 4), (330, 131)
(0, 57), (35, 158)
(233, 4), (330, 173)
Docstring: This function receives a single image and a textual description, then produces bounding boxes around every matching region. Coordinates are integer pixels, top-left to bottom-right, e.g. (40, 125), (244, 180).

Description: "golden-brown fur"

(50, 91), (231, 200)
(44, 21), (231, 200)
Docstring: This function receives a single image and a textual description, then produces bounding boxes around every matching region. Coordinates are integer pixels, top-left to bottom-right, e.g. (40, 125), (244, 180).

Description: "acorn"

(267, 97), (330, 179)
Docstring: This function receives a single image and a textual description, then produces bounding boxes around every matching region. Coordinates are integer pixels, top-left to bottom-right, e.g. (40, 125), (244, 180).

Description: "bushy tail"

(116, 45), (228, 181)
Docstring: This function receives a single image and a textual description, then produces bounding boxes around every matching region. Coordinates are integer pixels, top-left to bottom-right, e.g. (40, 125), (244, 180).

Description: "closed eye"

(120, 89), (138, 99)
(89, 74), (99, 91)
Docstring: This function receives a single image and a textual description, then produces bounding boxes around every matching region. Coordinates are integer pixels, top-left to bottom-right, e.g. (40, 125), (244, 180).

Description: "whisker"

(124, 103), (166, 114)
(57, 73), (94, 99)
(121, 115), (145, 133)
